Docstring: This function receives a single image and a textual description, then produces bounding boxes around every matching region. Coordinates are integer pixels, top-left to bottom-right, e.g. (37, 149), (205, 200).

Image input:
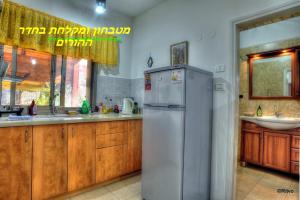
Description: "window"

(65, 57), (90, 107)
(0, 45), (92, 109)
(15, 48), (51, 106)
(54, 55), (62, 106)
(1, 45), (13, 105)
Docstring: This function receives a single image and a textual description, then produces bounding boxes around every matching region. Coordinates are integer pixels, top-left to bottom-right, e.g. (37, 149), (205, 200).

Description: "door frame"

(229, 1), (300, 199)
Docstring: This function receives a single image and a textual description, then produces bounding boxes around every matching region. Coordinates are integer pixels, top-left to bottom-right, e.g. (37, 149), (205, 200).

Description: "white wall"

(240, 16), (300, 48)
(131, 0), (299, 199)
(12, 0), (133, 79)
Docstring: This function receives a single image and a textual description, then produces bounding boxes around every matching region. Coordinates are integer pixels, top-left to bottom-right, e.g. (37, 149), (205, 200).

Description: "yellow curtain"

(0, 0), (119, 67)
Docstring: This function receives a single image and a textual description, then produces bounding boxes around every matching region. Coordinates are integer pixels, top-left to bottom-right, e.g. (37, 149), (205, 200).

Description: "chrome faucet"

(273, 105), (283, 118)
(50, 93), (59, 115)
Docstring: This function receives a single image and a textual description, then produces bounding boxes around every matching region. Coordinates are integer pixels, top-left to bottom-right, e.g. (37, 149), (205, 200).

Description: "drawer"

(291, 135), (300, 149)
(291, 161), (299, 175)
(242, 121), (261, 131)
(96, 133), (127, 148)
(96, 121), (128, 135)
(291, 148), (299, 162)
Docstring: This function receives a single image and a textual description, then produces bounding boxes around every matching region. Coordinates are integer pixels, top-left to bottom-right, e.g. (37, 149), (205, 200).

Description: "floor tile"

(236, 165), (299, 200)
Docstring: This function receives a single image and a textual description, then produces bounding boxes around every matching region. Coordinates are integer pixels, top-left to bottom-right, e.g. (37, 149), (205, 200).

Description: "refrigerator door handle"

(167, 105), (185, 109)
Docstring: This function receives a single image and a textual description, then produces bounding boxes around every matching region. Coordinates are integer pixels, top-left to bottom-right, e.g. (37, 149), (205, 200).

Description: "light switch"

(215, 83), (225, 91)
(215, 65), (225, 73)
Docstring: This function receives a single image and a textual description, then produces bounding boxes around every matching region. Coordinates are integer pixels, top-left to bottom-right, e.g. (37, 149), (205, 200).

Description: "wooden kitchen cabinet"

(242, 131), (262, 165)
(68, 123), (96, 192)
(0, 126), (32, 200)
(96, 146), (124, 183)
(263, 132), (290, 172)
(95, 120), (128, 183)
(32, 125), (68, 200)
(124, 120), (142, 174)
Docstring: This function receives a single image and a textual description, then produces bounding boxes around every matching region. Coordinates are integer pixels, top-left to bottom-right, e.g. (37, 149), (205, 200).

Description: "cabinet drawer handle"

(25, 129), (29, 143)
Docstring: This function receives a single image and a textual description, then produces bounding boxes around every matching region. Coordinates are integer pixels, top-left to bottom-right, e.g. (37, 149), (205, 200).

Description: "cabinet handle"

(61, 128), (65, 139)
(25, 129), (29, 143)
(98, 154), (101, 162)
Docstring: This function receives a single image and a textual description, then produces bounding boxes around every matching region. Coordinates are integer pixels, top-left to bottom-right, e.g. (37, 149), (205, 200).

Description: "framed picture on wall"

(170, 41), (188, 66)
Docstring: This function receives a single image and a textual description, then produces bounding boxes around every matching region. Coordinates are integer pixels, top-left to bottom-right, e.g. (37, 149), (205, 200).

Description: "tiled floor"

(68, 175), (142, 200)
(67, 166), (299, 200)
(236, 165), (299, 200)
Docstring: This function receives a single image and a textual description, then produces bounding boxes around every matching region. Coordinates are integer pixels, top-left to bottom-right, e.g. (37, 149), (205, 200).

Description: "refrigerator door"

(142, 106), (185, 200)
(144, 69), (185, 106)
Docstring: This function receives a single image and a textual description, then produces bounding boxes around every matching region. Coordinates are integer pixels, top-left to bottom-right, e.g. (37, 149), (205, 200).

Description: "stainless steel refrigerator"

(142, 65), (213, 200)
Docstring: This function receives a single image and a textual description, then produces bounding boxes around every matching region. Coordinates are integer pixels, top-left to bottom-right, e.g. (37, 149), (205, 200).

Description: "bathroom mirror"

(249, 50), (298, 99)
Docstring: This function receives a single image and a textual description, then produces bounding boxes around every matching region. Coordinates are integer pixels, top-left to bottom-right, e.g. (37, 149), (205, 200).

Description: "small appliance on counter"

(121, 98), (134, 115)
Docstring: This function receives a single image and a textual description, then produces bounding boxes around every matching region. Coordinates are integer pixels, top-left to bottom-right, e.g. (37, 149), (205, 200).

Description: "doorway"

(232, 3), (300, 200)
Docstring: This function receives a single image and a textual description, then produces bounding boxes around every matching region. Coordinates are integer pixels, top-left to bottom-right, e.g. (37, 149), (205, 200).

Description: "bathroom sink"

(240, 116), (300, 130)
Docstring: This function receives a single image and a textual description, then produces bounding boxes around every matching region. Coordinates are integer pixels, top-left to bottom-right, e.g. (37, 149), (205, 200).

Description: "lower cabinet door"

(243, 131), (262, 164)
(0, 127), (32, 200)
(263, 132), (290, 172)
(32, 125), (68, 200)
(124, 120), (142, 174)
(96, 146), (124, 183)
(291, 162), (299, 175)
(68, 123), (96, 191)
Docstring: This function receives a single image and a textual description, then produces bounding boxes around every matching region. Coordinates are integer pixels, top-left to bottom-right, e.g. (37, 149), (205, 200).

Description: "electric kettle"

(122, 98), (134, 115)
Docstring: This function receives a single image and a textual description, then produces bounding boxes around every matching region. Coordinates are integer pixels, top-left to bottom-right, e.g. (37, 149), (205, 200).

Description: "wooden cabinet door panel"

(291, 135), (300, 149)
(124, 120), (142, 174)
(0, 127), (32, 200)
(96, 121), (128, 135)
(68, 123), (96, 192)
(263, 132), (290, 172)
(243, 131), (262, 164)
(291, 148), (299, 162)
(32, 125), (68, 200)
(96, 133), (126, 149)
(96, 146), (124, 183)
(291, 161), (299, 175)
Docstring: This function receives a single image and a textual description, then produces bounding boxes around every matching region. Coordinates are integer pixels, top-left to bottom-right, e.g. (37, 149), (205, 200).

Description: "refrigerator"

(142, 65), (213, 200)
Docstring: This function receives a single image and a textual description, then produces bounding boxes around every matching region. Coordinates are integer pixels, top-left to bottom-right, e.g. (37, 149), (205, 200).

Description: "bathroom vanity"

(241, 119), (299, 175)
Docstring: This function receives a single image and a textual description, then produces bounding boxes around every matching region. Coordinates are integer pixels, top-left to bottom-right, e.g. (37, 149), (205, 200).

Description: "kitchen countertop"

(0, 113), (143, 128)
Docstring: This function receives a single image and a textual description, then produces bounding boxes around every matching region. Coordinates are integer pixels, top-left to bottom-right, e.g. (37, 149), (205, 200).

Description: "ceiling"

(70, 0), (167, 17)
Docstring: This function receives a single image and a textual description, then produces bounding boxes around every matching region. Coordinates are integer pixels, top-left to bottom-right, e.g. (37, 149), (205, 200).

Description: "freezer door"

(144, 69), (185, 106)
(142, 107), (184, 200)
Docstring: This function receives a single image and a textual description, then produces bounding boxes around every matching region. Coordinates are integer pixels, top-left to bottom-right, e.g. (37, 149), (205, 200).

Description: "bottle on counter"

(99, 102), (103, 113)
(28, 100), (37, 116)
(256, 105), (263, 117)
(80, 99), (90, 114)
(132, 102), (139, 114)
(113, 105), (120, 113)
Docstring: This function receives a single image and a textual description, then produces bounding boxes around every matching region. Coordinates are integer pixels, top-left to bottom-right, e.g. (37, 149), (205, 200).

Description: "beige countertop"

(0, 113), (143, 128)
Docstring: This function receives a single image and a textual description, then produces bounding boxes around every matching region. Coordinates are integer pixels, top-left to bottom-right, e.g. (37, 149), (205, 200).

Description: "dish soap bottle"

(81, 99), (90, 114)
(256, 105), (263, 117)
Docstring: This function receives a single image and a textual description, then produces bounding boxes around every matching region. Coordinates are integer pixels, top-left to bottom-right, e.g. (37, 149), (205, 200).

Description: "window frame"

(0, 45), (93, 111)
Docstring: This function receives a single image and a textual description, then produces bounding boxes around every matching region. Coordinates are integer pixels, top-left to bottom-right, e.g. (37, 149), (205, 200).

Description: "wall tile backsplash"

(96, 75), (144, 108)
(130, 78), (144, 107)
